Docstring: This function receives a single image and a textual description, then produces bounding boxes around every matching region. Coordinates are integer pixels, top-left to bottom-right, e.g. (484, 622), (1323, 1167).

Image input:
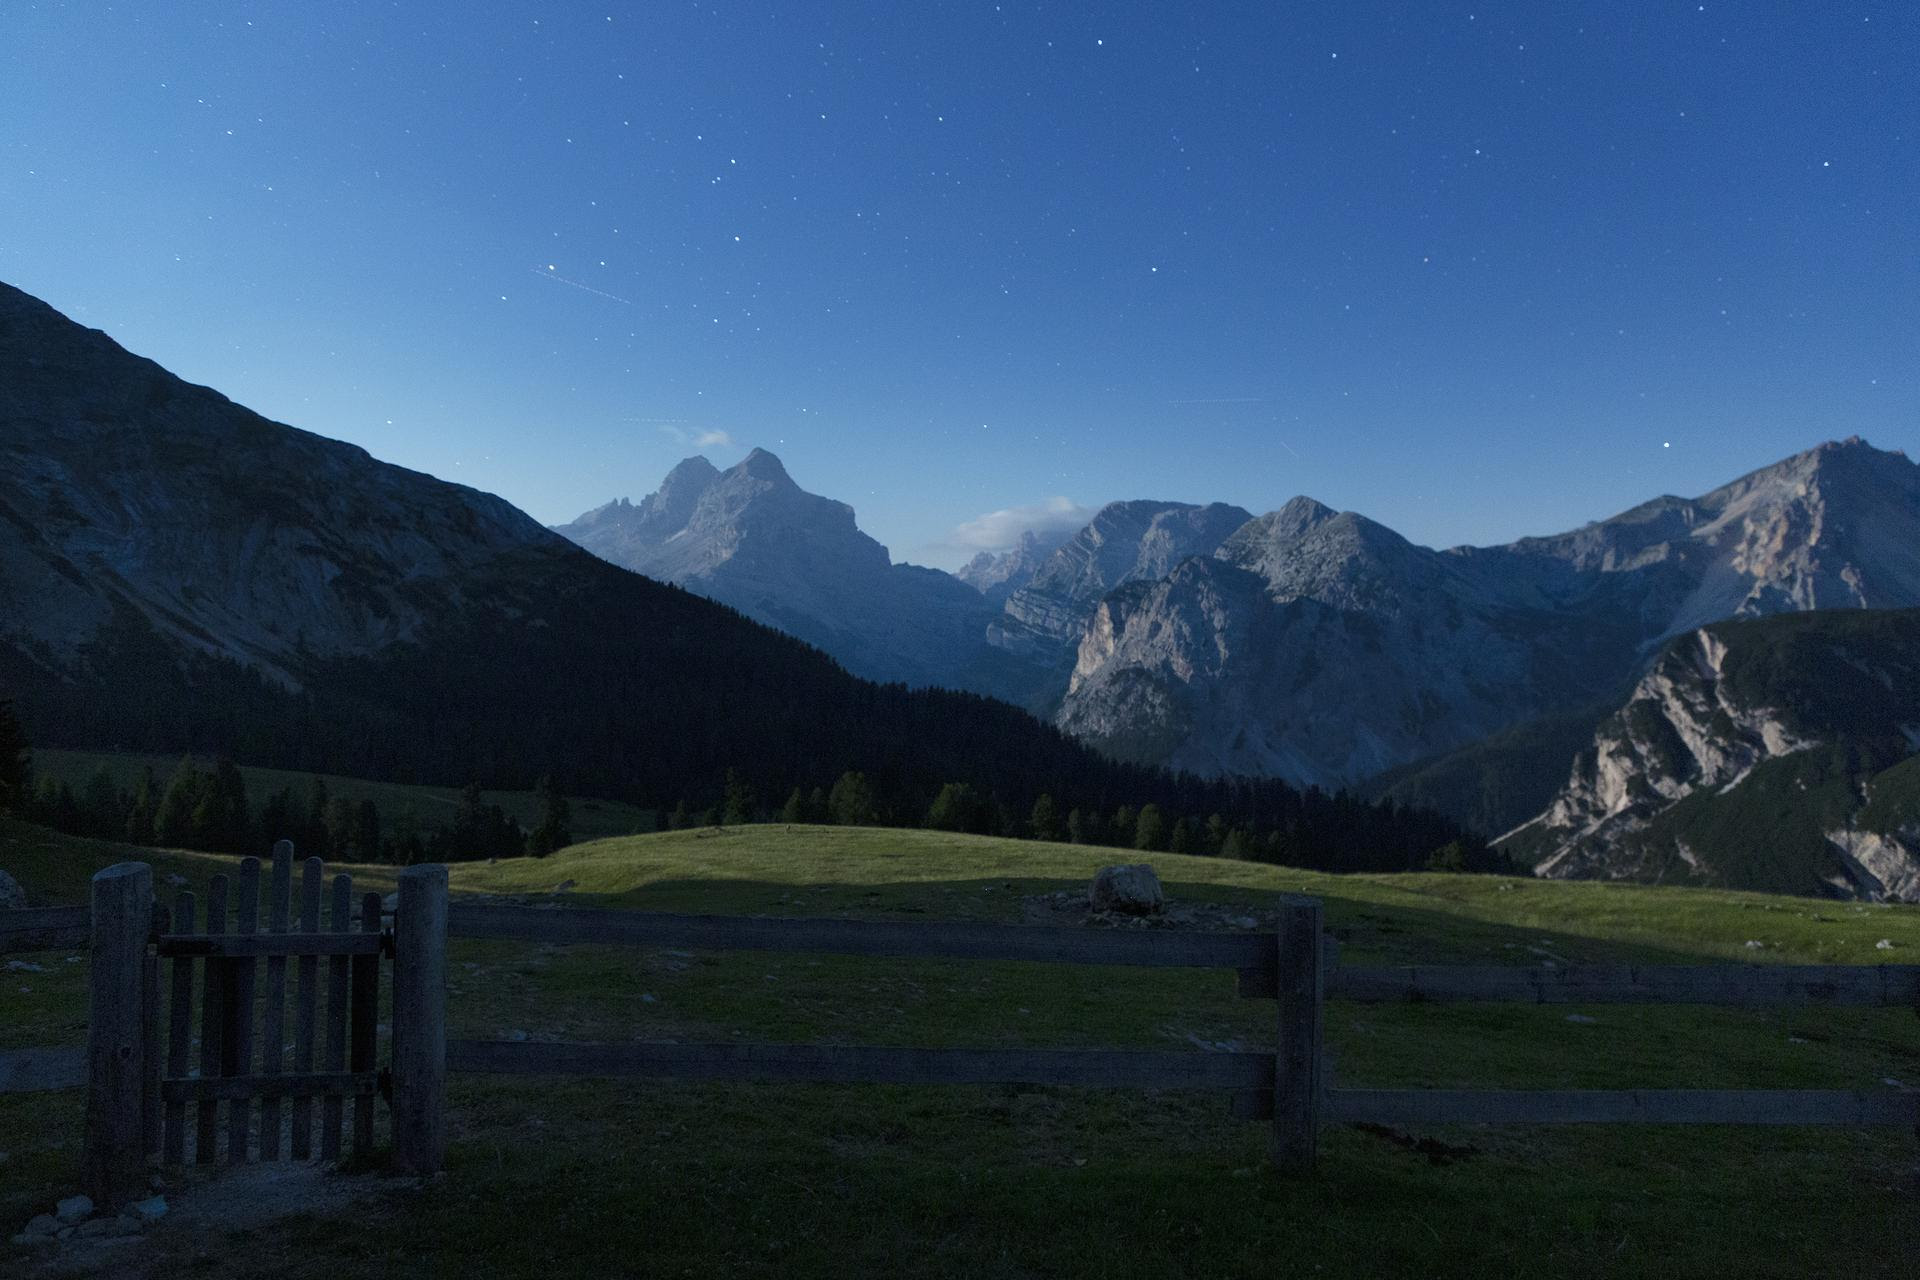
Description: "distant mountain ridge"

(1058, 437), (1920, 787)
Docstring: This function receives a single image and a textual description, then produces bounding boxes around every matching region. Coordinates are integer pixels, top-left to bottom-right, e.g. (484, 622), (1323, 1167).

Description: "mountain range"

(0, 280), (1474, 869)
(563, 435), (1920, 817)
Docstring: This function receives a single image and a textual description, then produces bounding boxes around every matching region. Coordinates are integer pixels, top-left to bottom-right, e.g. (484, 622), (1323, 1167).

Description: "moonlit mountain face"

(552, 450), (999, 688)
(1055, 439), (1920, 787)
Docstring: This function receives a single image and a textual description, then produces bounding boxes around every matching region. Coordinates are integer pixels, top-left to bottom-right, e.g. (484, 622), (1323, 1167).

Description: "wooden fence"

(5, 858), (1919, 1207)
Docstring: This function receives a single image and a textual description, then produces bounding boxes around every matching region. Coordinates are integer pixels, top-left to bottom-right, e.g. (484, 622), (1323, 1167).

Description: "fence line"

(11, 863), (1920, 1204)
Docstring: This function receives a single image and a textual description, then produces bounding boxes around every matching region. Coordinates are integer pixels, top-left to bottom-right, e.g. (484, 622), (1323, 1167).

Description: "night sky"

(3, 3), (1913, 568)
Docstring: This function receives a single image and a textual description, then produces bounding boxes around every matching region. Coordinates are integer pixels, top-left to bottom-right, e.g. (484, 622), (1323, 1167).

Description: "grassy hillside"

(30, 748), (659, 843)
(3, 818), (1918, 1277)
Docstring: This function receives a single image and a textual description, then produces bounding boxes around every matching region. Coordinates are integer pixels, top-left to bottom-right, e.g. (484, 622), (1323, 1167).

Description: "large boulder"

(0, 867), (25, 910)
(1089, 864), (1164, 916)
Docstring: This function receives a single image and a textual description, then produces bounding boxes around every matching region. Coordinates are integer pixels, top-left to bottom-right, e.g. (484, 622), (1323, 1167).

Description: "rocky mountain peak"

(732, 447), (795, 485)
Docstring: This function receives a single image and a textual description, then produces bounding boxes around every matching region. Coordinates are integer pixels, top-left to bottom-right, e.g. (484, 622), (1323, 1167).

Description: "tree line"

(2, 552), (1502, 877)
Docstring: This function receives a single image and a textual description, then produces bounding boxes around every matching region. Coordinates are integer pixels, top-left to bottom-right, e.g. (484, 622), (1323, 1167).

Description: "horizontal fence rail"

(0, 1046), (85, 1092)
(449, 1039), (1277, 1090)
(1, 904), (90, 953)
(448, 903), (1271, 968)
(1329, 963), (1920, 1007)
(1325, 1088), (1920, 1128)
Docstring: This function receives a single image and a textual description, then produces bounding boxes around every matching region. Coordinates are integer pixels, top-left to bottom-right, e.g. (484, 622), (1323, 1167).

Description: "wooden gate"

(80, 852), (446, 1207)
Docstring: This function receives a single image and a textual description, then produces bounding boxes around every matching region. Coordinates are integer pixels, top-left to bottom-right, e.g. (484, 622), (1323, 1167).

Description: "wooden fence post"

(1271, 896), (1324, 1174)
(392, 863), (448, 1175)
(83, 862), (152, 1207)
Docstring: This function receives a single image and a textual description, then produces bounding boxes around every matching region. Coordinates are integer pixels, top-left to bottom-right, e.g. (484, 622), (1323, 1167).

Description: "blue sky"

(3, 2), (1913, 568)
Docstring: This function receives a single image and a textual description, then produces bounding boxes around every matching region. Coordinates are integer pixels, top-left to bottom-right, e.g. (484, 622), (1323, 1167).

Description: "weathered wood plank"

(0, 1046), (86, 1093)
(1326, 1088), (1920, 1127)
(291, 857), (322, 1161)
(393, 865), (448, 1174)
(1271, 898), (1323, 1173)
(0, 904), (90, 953)
(82, 862), (151, 1208)
(142, 906), (165, 1157)
(320, 874), (352, 1162)
(259, 841), (293, 1159)
(161, 1072), (379, 1102)
(158, 932), (385, 957)
(1327, 964), (1920, 1007)
(351, 891), (382, 1155)
(447, 903), (1269, 969)
(163, 892), (196, 1163)
(196, 874), (228, 1163)
(226, 856), (260, 1163)
(447, 1039), (1277, 1089)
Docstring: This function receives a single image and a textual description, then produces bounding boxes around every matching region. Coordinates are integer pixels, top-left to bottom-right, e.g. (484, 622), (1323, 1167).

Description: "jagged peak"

(729, 446), (794, 485)
(663, 455), (719, 482)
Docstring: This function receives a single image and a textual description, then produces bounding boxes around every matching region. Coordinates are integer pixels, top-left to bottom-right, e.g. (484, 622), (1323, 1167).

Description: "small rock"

(5, 959), (45, 973)
(1883, 1077), (1906, 1088)
(167, 873), (189, 888)
(1565, 1014), (1598, 1025)
(1231, 916), (1259, 930)
(505, 1029), (529, 1042)
(1744, 940), (1765, 949)
(55, 1194), (94, 1224)
(131, 1195), (168, 1223)
(76, 1217), (118, 1238)
(65, 955), (82, 963)
(640, 993), (657, 1003)
(0, 866), (25, 909)
(551, 879), (576, 894)
(22, 1213), (57, 1237)
(381, 893), (400, 914)
(1089, 865), (1164, 916)
(1875, 939), (1895, 950)
(112, 1213), (141, 1234)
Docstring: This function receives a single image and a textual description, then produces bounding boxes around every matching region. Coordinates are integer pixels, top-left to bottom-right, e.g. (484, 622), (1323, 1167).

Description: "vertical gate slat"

(259, 841), (293, 1159)
(227, 856), (261, 1163)
(291, 857), (323, 1160)
(163, 891), (196, 1164)
(321, 874), (352, 1161)
(351, 891), (383, 1155)
(195, 875), (228, 1163)
(142, 904), (167, 1157)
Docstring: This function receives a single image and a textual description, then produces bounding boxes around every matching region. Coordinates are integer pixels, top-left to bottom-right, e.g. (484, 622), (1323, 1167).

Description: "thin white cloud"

(653, 424), (738, 451)
(944, 496), (1095, 553)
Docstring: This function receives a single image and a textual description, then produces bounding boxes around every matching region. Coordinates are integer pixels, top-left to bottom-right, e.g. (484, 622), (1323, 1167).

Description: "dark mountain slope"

(0, 281), (1476, 867)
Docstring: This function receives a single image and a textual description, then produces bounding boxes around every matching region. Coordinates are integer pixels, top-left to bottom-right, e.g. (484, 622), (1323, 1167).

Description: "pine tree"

(1169, 817), (1194, 855)
(667, 799), (689, 830)
(0, 700), (29, 814)
(154, 758), (203, 847)
(1066, 808), (1086, 844)
(351, 799), (383, 862)
(528, 775), (572, 856)
(81, 768), (122, 839)
(124, 765), (158, 845)
(1133, 804), (1167, 852)
(924, 782), (982, 832)
(721, 769), (757, 826)
(1111, 805), (1136, 848)
(1220, 827), (1252, 860)
(780, 787), (806, 824)
(1029, 793), (1060, 842)
(828, 771), (878, 826)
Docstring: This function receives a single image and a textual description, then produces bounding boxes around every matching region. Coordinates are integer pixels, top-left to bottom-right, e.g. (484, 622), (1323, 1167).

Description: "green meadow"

(3, 817), (1917, 1278)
